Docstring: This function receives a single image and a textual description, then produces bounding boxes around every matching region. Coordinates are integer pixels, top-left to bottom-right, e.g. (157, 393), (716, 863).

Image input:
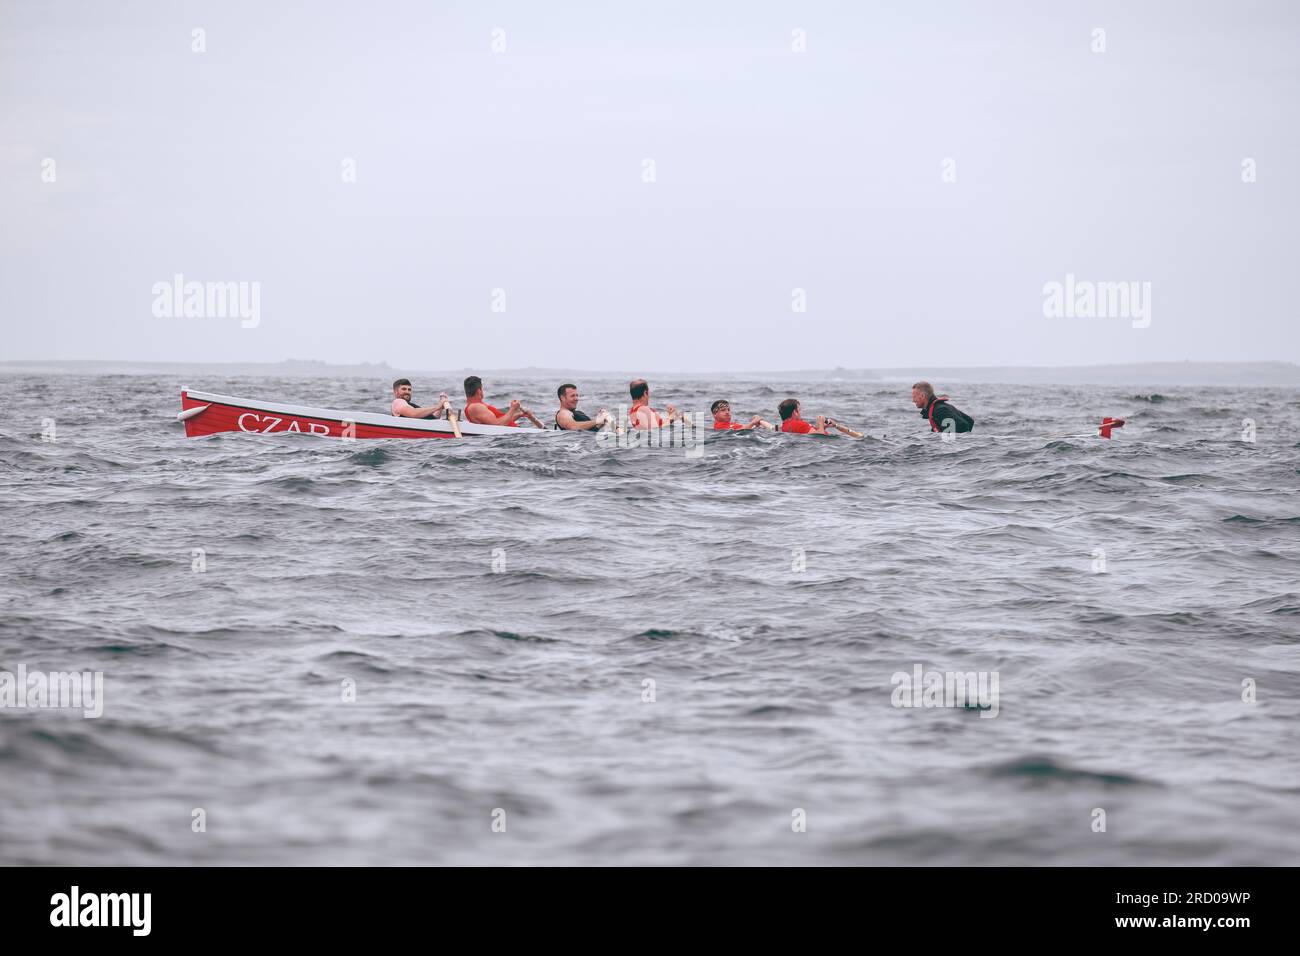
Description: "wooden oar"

(828, 420), (864, 439)
(441, 400), (462, 438)
(521, 408), (546, 430)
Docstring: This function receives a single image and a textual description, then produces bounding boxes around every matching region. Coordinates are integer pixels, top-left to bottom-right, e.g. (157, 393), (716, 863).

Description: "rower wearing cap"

(711, 399), (771, 431)
(627, 379), (680, 430)
(554, 383), (609, 431)
(777, 398), (834, 435)
(463, 376), (544, 428)
(912, 381), (974, 434)
(390, 378), (448, 419)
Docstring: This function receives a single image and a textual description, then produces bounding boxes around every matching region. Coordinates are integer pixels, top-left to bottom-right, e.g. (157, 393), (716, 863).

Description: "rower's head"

(629, 379), (650, 403)
(464, 375), (484, 402)
(393, 378), (413, 402)
(557, 383), (579, 410)
(778, 398), (801, 422)
(912, 381), (934, 409)
(711, 399), (733, 425)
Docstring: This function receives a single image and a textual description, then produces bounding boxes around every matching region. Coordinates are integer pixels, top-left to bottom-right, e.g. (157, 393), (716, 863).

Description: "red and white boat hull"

(178, 388), (534, 439)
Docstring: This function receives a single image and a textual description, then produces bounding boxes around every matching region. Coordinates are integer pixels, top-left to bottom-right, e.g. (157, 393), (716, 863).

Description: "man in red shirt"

(777, 398), (835, 435)
(711, 399), (772, 431)
(463, 375), (545, 428)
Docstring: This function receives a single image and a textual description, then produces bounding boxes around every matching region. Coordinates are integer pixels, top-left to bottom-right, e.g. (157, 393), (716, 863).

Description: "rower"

(627, 379), (679, 430)
(554, 383), (608, 431)
(390, 378), (448, 419)
(777, 398), (834, 435)
(463, 376), (543, 428)
(912, 381), (974, 434)
(711, 399), (771, 431)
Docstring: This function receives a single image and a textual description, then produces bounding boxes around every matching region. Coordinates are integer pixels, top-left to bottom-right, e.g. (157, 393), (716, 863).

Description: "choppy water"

(2, 374), (1298, 865)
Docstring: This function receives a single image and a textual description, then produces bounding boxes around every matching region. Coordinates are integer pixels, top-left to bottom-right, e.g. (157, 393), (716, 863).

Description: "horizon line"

(3, 358), (1298, 374)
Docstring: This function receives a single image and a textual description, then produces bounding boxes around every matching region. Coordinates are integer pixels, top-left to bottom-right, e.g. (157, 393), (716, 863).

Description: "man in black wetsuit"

(554, 383), (609, 431)
(912, 381), (974, 434)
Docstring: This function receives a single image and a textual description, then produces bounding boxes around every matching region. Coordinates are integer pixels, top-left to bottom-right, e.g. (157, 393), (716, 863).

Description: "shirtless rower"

(390, 378), (448, 419)
(554, 383), (609, 431)
(463, 376), (544, 428)
(627, 379), (681, 430)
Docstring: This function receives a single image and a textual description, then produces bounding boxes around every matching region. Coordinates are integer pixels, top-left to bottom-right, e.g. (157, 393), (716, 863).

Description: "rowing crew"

(389, 376), (977, 436)
(392, 377), (610, 430)
(718, 380), (973, 436)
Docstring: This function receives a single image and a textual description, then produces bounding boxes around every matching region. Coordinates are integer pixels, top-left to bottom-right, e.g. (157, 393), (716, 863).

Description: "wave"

(985, 756), (1154, 787)
(347, 447), (394, 467)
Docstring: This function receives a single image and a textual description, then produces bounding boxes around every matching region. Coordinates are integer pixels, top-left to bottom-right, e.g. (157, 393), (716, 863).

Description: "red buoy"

(1099, 417), (1126, 439)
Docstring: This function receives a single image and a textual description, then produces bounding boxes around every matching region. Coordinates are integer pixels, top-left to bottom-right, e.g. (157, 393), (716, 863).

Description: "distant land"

(2, 359), (1298, 386)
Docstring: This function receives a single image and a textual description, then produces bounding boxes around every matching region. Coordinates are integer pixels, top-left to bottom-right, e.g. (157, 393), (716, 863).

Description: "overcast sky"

(2, 0), (1297, 372)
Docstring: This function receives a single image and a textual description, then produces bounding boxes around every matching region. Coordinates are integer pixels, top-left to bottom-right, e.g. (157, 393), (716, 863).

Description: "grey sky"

(2, 0), (1297, 372)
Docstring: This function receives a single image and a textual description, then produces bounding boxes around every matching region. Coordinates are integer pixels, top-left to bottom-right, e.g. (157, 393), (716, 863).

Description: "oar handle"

(442, 400), (462, 438)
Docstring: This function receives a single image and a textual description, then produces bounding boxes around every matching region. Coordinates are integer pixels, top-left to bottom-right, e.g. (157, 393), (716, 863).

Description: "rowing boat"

(177, 388), (534, 439)
(176, 388), (1124, 443)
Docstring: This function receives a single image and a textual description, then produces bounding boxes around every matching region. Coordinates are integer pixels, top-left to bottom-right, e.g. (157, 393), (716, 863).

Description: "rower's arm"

(557, 410), (602, 431)
(395, 402), (441, 419)
(464, 405), (505, 425)
(480, 403), (528, 426)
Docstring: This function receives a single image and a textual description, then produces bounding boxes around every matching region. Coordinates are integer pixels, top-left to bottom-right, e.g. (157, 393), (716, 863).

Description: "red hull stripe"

(180, 394), (457, 439)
